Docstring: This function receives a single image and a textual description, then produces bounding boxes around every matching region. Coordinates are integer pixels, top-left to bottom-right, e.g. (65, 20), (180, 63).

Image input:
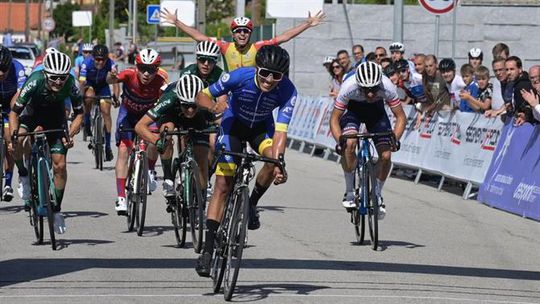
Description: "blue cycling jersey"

(79, 57), (115, 87)
(204, 67), (297, 132)
(0, 60), (27, 104)
(74, 55), (85, 69)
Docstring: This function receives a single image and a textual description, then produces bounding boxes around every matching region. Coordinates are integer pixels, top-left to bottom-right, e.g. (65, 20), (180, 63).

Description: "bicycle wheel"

(126, 152), (138, 231)
(223, 186), (250, 301)
(136, 153), (148, 236)
(28, 162), (43, 244)
(186, 161), (204, 253)
(94, 115), (104, 171)
(211, 235), (227, 293)
(171, 162), (187, 247)
(365, 161), (378, 250)
(38, 159), (56, 251)
(0, 138), (4, 199)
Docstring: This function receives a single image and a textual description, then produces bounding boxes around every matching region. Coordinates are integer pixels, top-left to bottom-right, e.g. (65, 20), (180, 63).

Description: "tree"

(52, 2), (81, 39)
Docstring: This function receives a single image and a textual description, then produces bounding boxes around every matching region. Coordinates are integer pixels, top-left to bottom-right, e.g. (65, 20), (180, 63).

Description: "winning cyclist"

(194, 45), (295, 277)
(107, 48), (168, 215)
(135, 75), (215, 204)
(160, 11), (324, 72)
(330, 61), (406, 218)
(79, 44), (120, 161)
(8, 51), (84, 234)
(0, 46), (26, 201)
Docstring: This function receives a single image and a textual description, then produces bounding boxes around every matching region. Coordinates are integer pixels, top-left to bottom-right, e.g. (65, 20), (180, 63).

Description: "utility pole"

(236, 0), (245, 17)
(393, 0), (404, 43)
(8, 0), (12, 31)
(109, 0), (115, 48)
(25, 0), (30, 42)
(132, 0), (137, 44)
(197, 0), (206, 34)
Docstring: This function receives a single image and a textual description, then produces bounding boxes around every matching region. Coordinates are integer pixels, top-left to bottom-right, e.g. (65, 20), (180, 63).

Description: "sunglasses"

(362, 86), (380, 94)
(233, 28), (251, 34)
(137, 64), (158, 74)
(47, 74), (69, 82)
(83, 51), (91, 54)
(94, 57), (106, 62)
(197, 56), (217, 64)
(181, 104), (197, 110)
(257, 68), (283, 81)
(332, 65), (342, 70)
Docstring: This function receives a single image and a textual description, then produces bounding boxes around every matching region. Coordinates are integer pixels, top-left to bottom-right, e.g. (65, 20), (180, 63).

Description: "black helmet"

(0, 46), (13, 71)
(92, 44), (109, 58)
(439, 58), (456, 71)
(255, 45), (290, 74)
(393, 59), (409, 72)
(383, 64), (397, 77)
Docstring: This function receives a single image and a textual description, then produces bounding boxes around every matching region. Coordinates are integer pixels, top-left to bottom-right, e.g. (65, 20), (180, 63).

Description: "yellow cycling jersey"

(212, 38), (278, 72)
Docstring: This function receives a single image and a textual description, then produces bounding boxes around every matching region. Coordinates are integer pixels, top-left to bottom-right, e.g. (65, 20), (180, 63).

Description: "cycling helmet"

(389, 42), (405, 53)
(92, 44), (109, 58)
(136, 48), (161, 66)
(196, 41), (220, 58)
(468, 47), (483, 59)
(394, 59), (409, 72)
(355, 61), (382, 88)
(230, 17), (253, 31)
(175, 74), (205, 104)
(82, 43), (93, 52)
(438, 58), (456, 71)
(45, 47), (58, 54)
(323, 56), (335, 65)
(383, 64), (397, 77)
(255, 45), (290, 74)
(44, 51), (71, 75)
(0, 46), (13, 71)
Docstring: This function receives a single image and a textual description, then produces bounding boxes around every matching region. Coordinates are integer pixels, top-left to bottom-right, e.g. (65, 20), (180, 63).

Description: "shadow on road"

(56, 239), (115, 250)
(0, 204), (25, 214)
(233, 283), (331, 301)
(64, 211), (109, 219)
(2, 258), (540, 288)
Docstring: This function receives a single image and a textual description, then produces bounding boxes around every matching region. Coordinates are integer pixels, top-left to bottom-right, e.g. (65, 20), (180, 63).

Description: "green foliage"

(207, 0), (235, 25)
(52, 2), (81, 39)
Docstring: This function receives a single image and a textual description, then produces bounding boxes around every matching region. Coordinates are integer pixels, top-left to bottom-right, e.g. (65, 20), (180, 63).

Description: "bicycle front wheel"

(136, 154), (148, 236)
(365, 161), (378, 250)
(126, 152), (138, 231)
(171, 163), (187, 247)
(186, 162), (204, 253)
(93, 115), (104, 171)
(38, 159), (56, 251)
(223, 186), (250, 301)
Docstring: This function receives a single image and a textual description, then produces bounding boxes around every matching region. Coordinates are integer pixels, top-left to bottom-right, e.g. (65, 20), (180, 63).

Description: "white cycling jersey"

(334, 75), (401, 110)
(446, 75), (466, 108)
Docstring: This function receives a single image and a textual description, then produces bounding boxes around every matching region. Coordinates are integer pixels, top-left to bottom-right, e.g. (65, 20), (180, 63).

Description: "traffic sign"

(147, 5), (161, 24)
(42, 17), (56, 32)
(418, 0), (458, 15)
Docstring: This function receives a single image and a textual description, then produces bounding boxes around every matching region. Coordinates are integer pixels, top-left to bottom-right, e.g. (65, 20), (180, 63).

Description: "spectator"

(2, 29), (13, 47)
(439, 58), (465, 109)
(421, 54), (450, 113)
(352, 44), (364, 65)
(337, 49), (353, 72)
(460, 65), (492, 113)
(468, 48), (483, 70)
(383, 64), (399, 86)
(486, 57), (508, 117)
(365, 52), (377, 62)
(395, 59), (425, 106)
(380, 57), (392, 69)
(520, 65), (540, 121)
(458, 64), (479, 112)
(114, 42), (126, 62)
(329, 59), (345, 98)
(322, 55), (335, 72)
(389, 42), (415, 75)
(414, 53), (426, 74)
(492, 43), (509, 60)
(127, 43), (138, 65)
(375, 46), (387, 64)
(505, 56), (534, 125)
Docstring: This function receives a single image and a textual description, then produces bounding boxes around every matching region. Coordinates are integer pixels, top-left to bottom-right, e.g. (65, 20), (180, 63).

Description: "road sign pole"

(393, 0), (404, 43)
(451, 0), (458, 60)
(434, 15), (440, 57)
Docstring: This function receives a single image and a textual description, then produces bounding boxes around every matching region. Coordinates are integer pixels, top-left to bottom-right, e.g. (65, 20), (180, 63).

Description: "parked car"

(9, 46), (36, 76)
(15, 43), (40, 58)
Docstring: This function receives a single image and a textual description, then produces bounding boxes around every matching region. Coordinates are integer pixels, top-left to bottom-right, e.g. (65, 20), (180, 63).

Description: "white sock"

(344, 170), (355, 194)
(376, 179), (385, 197)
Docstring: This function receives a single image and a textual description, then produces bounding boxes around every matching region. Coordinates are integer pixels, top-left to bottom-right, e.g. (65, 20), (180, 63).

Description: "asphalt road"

(1, 133), (539, 304)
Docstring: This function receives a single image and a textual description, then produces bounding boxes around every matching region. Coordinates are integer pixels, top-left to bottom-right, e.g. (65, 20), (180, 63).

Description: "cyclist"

(8, 51), (84, 234)
(107, 48), (168, 215)
(135, 75), (215, 205)
(160, 11), (324, 72)
(329, 61), (406, 218)
(194, 45), (294, 277)
(0, 46), (26, 201)
(79, 44), (120, 161)
(74, 43), (93, 78)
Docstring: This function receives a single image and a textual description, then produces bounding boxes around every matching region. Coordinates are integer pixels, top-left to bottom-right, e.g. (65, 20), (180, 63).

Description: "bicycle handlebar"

(339, 131), (399, 151)
(160, 125), (219, 139)
(218, 146), (287, 182)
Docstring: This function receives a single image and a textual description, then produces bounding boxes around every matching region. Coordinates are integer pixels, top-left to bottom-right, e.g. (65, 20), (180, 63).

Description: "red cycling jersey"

(116, 67), (169, 114)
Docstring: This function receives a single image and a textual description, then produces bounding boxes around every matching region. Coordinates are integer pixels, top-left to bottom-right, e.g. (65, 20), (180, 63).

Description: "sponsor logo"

(20, 79), (37, 97)
(419, 116), (436, 139)
(290, 96), (297, 106)
(18, 70), (25, 77)
(494, 174), (513, 185)
(488, 184), (504, 196)
(437, 121), (461, 145)
(465, 126), (500, 151)
(464, 157), (484, 168)
(513, 183), (540, 203)
(221, 73), (230, 83)
(401, 143), (421, 154)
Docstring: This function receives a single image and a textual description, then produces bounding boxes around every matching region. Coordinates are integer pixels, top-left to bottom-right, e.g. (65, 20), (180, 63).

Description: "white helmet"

(82, 43), (93, 51)
(389, 42), (405, 53)
(469, 47), (483, 59)
(355, 61), (382, 88)
(323, 56), (335, 65)
(175, 74), (205, 104)
(196, 41), (221, 59)
(45, 47), (58, 55)
(135, 48), (161, 66)
(44, 51), (71, 75)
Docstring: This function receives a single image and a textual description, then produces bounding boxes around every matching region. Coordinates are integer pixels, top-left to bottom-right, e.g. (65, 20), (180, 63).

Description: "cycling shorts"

(115, 104), (156, 146)
(340, 102), (392, 148)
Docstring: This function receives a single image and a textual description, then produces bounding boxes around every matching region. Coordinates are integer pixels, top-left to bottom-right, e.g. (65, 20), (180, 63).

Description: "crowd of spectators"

(323, 42), (540, 126)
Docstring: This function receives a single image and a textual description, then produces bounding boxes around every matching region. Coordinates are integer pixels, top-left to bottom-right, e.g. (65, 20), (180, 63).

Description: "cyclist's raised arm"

(274, 10), (325, 44)
(160, 8), (209, 42)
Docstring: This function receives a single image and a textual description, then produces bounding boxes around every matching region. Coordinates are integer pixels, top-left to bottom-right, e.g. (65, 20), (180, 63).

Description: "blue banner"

(479, 120), (540, 220)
